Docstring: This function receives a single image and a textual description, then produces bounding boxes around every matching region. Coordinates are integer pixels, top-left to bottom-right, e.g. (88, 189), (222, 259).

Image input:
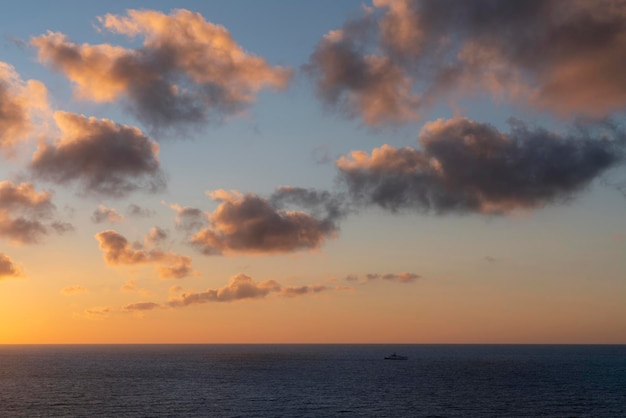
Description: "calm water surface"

(0, 344), (624, 417)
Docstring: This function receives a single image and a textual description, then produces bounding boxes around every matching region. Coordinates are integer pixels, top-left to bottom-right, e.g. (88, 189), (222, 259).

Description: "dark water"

(0, 345), (624, 417)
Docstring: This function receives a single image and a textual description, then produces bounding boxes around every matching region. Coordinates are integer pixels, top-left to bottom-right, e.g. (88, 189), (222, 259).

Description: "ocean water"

(0, 345), (624, 417)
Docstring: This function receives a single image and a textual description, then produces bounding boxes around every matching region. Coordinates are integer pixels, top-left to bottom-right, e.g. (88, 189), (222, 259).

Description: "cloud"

(379, 272), (420, 283)
(190, 189), (338, 255)
(126, 203), (155, 218)
(169, 285), (182, 295)
(32, 9), (292, 133)
(30, 112), (166, 197)
(50, 221), (74, 234)
(60, 285), (88, 295)
(168, 203), (206, 231)
(120, 279), (153, 296)
(307, 0), (626, 124)
(123, 301), (162, 312)
(144, 226), (168, 246)
(312, 145), (333, 165)
(337, 117), (625, 214)
(346, 272), (420, 284)
(0, 62), (49, 154)
(270, 186), (350, 223)
(0, 181), (68, 244)
(280, 284), (328, 297)
(0, 253), (22, 279)
(123, 275), (338, 313)
(83, 306), (112, 320)
(95, 229), (194, 279)
(91, 204), (124, 224)
(156, 260), (194, 281)
(121, 279), (138, 293)
(167, 274), (279, 306)
(305, 14), (420, 125)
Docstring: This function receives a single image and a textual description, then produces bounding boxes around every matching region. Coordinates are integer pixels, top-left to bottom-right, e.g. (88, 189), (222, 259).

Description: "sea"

(0, 344), (624, 417)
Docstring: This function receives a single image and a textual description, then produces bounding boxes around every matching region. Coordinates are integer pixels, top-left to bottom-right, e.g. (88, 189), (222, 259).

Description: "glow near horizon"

(0, 1), (625, 344)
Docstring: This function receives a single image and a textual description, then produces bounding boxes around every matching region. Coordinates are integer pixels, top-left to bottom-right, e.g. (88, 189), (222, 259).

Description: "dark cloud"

(30, 112), (166, 197)
(0, 253), (22, 279)
(91, 204), (124, 224)
(31, 9), (292, 135)
(169, 203), (206, 231)
(337, 117), (625, 214)
(381, 272), (419, 283)
(304, 12), (420, 125)
(123, 301), (161, 312)
(190, 190), (337, 255)
(50, 221), (74, 234)
(347, 272), (420, 284)
(95, 229), (194, 279)
(0, 180), (68, 244)
(307, 0), (626, 124)
(126, 203), (155, 218)
(270, 186), (350, 224)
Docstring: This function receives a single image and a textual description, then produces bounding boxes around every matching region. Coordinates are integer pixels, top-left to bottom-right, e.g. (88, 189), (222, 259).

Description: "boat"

(384, 352), (408, 360)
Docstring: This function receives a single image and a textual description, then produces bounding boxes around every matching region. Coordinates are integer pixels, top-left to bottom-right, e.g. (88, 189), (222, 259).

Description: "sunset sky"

(1, 0), (625, 344)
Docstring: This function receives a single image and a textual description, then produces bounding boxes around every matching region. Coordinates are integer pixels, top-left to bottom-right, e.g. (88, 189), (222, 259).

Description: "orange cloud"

(168, 274), (280, 306)
(190, 190), (337, 255)
(82, 306), (113, 320)
(60, 285), (88, 296)
(0, 62), (49, 155)
(30, 32), (129, 102)
(32, 9), (292, 132)
(0, 181), (70, 244)
(30, 112), (165, 197)
(120, 279), (153, 296)
(336, 143), (431, 174)
(373, 0), (424, 58)
(95, 229), (194, 279)
(122, 274), (334, 313)
(0, 253), (22, 279)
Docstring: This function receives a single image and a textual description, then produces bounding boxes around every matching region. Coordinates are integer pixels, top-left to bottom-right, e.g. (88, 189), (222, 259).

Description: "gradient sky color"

(1, 0), (625, 344)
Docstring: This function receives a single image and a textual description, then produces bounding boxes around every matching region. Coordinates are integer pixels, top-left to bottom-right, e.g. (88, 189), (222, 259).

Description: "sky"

(1, 0), (625, 344)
